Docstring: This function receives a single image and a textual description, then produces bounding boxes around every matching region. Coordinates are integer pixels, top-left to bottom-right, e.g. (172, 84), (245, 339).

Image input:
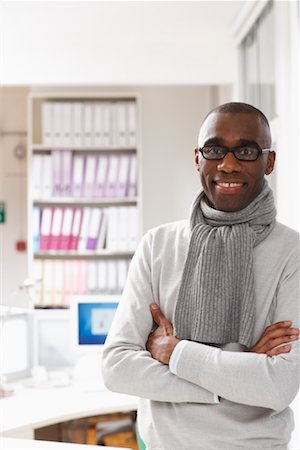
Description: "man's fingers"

(266, 345), (291, 357)
(262, 321), (292, 335)
(149, 303), (173, 334)
(250, 326), (299, 354)
(259, 335), (298, 352)
(261, 327), (299, 344)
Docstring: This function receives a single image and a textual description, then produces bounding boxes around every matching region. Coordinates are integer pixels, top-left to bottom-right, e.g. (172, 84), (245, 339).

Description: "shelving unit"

(27, 92), (141, 308)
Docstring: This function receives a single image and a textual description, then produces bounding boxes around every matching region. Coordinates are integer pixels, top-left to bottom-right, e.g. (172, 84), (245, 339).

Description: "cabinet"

(27, 92), (140, 308)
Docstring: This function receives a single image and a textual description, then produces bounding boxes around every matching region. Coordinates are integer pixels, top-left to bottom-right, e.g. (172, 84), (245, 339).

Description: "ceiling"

(1, 1), (247, 85)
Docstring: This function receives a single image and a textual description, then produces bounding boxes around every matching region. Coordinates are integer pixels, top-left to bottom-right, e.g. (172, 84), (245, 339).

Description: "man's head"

(194, 102), (276, 212)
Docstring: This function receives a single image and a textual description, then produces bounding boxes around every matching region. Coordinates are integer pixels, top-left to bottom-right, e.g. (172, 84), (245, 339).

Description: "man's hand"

(249, 321), (299, 357)
(146, 303), (181, 365)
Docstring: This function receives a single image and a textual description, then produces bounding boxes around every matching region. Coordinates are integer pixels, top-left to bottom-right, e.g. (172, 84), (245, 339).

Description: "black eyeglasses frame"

(198, 146), (270, 162)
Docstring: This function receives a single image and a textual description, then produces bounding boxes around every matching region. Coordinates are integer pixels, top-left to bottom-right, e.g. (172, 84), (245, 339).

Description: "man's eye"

(204, 147), (224, 154)
(238, 146), (255, 155)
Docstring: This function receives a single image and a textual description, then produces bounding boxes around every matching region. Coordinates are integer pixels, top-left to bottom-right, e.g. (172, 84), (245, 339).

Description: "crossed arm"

(146, 303), (299, 411)
(146, 303), (299, 364)
(102, 232), (300, 411)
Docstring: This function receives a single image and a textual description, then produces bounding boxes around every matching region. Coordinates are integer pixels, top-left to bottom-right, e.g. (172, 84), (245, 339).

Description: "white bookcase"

(27, 92), (141, 308)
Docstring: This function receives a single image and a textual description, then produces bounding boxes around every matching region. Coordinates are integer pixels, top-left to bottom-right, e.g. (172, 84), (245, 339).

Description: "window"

(240, 1), (276, 119)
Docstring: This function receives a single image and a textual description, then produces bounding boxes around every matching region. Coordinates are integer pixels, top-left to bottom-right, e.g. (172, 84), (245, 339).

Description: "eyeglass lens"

(201, 146), (260, 161)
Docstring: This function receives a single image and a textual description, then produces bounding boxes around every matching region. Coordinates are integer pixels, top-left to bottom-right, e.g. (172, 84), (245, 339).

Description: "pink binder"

(39, 207), (53, 250)
(70, 208), (83, 250)
(60, 208), (74, 250)
(49, 208), (63, 250)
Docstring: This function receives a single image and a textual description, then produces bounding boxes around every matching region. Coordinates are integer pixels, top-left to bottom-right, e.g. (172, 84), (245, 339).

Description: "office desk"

(0, 382), (138, 440)
(1, 437), (132, 449)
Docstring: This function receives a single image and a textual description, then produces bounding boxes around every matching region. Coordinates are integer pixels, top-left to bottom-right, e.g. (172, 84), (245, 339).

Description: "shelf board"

(31, 145), (137, 153)
(34, 250), (134, 260)
(33, 197), (138, 207)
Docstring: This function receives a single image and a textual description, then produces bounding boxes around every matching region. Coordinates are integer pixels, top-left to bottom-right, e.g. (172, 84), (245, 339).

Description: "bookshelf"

(28, 92), (140, 308)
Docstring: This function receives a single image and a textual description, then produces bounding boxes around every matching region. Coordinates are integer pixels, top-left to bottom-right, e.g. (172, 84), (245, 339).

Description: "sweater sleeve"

(174, 248), (300, 412)
(101, 231), (217, 404)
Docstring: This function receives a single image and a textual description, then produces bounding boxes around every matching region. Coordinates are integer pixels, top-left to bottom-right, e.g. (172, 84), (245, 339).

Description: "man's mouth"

(214, 181), (245, 193)
(216, 182), (243, 188)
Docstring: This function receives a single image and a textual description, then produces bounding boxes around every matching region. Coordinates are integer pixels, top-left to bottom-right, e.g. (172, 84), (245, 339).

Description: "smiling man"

(102, 103), (299, 450)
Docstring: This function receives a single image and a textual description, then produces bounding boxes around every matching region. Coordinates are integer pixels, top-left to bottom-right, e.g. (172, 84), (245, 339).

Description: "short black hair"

(202, 102), (272, 147)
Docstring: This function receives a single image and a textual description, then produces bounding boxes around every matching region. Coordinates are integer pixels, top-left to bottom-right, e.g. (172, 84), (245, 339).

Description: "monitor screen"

(70, 295), (120, 350)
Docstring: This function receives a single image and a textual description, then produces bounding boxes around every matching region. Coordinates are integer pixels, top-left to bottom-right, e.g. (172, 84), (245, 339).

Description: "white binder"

(33, 260), (43, 306)
(117, 259), (128, 293)
(72, 154), (85, 198)
(62, 150), (72, 197)
(94, 103), (103, 147)
(78, 207), (91, 251)
(41, 155), (52, 199)
(107, 260), (118, 292)
(41, 102), (53, 146)
(103, 102), (113, 147)
(97, 260), (107, 292)
(43, 260), (54, 306)
(106, 207), (119, 250)
(83, 103), (93, 147)
(116, 154), (130, 198)
(119, 206), (129, 251)
(32, 154), (42, 199)
(127, 154), (137, 197)
(127, 101), (136, 147)
(105, 155), (120, 197)
(62, 103), (72, 147)
(115, 102), (127, 147)
(53, 261), (63, 306)
(52, 150), (62, 197)
(83, 154), (97, 197)
(128, 206), (138, 251)
(95, 154), (109, 197)
(87, 261), (98, 292)
(72, 103), (82, 147)
(53, 103), (63, 146)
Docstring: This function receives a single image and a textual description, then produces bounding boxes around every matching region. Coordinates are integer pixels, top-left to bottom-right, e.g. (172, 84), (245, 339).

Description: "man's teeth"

(218, 182), (243, 187)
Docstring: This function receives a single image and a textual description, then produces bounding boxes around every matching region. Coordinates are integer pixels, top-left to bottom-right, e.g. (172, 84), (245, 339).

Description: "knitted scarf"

(173, 180), (276, 349)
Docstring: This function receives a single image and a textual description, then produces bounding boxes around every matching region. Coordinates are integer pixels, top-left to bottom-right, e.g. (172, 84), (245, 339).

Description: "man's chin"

(208, 196), (250, 213)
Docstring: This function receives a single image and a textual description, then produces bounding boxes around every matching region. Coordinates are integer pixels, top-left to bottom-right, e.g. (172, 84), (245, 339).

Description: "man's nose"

(217, 152), (242, 173)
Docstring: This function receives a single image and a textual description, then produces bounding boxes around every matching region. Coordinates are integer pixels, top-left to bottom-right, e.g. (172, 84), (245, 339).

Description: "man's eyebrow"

(202, 137), (223, 146)
(202, 137), (261, 147)
(237, 138), (261, 147)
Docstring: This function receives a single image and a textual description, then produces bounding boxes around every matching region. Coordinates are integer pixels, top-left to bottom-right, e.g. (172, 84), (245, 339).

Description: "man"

(102, 102), (299, 449)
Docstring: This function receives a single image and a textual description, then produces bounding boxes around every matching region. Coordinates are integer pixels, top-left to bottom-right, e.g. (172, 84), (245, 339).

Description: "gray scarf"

(173, 180), (276, 349)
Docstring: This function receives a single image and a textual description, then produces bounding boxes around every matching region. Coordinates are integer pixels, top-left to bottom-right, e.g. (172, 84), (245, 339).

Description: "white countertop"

(0, 381), (138, 436)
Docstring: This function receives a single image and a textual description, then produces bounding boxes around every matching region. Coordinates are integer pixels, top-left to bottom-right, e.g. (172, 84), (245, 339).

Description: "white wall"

(0, 87), (28, 308)
(138, 86), (215, 230)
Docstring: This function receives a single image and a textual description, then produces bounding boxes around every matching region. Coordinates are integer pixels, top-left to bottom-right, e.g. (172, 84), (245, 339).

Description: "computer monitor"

(70, 295), (120, 352)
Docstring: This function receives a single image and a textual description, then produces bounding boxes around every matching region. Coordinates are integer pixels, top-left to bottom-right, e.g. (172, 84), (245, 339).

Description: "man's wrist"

(169, 340), (188, 374)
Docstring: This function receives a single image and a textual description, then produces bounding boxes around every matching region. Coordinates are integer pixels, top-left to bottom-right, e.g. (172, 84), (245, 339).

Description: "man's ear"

(194, 147), (200, 171)
(265, 151), (276, 175)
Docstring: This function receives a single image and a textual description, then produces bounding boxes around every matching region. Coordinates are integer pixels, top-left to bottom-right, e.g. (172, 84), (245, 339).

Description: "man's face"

(194, 112), (276, 212)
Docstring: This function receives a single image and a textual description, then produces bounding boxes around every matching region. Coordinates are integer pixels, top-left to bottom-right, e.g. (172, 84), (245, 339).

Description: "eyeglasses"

(198, 145), (270, 162)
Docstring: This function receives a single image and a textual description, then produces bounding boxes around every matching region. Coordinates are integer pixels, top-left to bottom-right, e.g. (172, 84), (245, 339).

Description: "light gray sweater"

(102, 220), (299, 450)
